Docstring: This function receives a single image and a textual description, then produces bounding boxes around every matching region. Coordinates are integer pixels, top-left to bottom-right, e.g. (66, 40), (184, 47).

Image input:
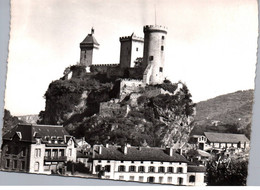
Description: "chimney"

(98, 145), (102, 155)
(122, 145), (128, 155)
(166, 147), (173, 156)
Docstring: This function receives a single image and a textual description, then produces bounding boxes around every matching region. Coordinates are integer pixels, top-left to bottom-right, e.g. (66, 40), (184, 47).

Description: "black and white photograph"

(0, 0), (258, 186)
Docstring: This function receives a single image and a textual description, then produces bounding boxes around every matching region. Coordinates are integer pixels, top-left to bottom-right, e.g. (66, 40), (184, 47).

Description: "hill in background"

(192, 90), (254, 138)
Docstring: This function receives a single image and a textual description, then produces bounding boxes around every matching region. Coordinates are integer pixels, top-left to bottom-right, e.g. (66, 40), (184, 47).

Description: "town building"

(0, 124), (77, 174)
(91, 145), (206, 186)
(190, 132), (250, 152)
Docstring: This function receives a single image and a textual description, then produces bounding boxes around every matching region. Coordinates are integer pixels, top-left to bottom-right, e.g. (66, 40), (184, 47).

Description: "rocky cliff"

(38, 71), (196, 147)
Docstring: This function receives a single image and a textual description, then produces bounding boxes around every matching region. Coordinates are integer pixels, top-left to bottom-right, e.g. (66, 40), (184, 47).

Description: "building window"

(159, 177), (163, 183)
(118, 165), (125, 172)
(131, 161), (134, 163)
(69, 149), (72, 157)
(129, 165), (136, 172)
(59, 149), (65, 157)
(121, 161), (124, 163)
(162, 36), (165, 40)
(52, 149), (58, 158)
(178, 177), (183, 185)
(149, 56), (154, 61)
(13, 160), (18, 169)
(107, 160), (110, 163)
(5, 159), (10, 168)
(130, 176), (135, 181)
(167, 167), (173, 173)
(177, 167), (183, 173)
(105, 165), (111, 172)
(148, 166), (155, 173)
(95, 165), (101, 172)
(158, 166), (165, 173)
(159, 67), (163, 72)
(136, 47), (138, 51)
(151, 161), (153, 164)
(35, 149), (41, 157)
(98, 160), (101, 163)
(119, 176), (124, 180)
(189, 175), (196, 183)
(34, 162), (39, 172)
(45, 149), (51, 157)
(167, 177), (172, 183)
(21, 161), (25, 170)
(161, 46), (164, 51)
(139, 176), (144, 182)
(21, 147), (26, 157)
(140, 161), (143, 164)
(138, 166), (145, 172)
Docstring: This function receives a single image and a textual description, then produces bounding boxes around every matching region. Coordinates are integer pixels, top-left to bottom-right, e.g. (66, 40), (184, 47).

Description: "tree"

(206, 159), (248, 186)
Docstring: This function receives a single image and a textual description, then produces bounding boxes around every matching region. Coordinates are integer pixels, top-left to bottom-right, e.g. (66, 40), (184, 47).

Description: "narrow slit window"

(161, 46), (164, 51)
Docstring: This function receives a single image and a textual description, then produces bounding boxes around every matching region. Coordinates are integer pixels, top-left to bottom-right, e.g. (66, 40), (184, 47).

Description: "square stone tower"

(119, 33), (144, 68)
(79, 28), (99, 67)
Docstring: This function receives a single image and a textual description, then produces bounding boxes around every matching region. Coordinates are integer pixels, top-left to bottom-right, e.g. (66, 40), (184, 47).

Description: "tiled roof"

(187, 165), (206, 172)
(93, 146), (188, 162)
(3, 124), (70, 143)
(80, 34), (99, 45)
(204, 132), (250, 143)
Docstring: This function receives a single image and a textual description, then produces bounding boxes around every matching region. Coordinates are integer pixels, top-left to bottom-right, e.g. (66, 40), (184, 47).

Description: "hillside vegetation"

(192, 90), (254, 138)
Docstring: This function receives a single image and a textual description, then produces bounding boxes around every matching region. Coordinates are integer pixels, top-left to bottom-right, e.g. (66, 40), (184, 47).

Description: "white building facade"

(91, 145), (206, 186)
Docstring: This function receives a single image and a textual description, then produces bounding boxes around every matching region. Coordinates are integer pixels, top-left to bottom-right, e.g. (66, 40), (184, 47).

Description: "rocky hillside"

(192, 90), (254, 138)
(2, 109), (24, 135)
(38, 70), (196, 147)
(17, 115), (39, 124)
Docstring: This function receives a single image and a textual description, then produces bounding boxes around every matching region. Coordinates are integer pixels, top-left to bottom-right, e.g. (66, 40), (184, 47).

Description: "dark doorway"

(199, 143), (204, 150)
(147, 177), (155, 183)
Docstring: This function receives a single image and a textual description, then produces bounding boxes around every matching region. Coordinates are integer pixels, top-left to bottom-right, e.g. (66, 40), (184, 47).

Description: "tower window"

(149, 56), (154, 61)
(159, 67), (163, 72)
(162, 36), (165, 40)
(161, 46), (164, 51)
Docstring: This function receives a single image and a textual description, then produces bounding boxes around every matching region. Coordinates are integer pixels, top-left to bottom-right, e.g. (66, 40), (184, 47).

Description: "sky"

(5, 0), (258, 116)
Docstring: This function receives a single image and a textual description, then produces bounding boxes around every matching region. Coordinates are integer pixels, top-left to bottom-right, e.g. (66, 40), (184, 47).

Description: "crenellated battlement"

(120, 34), (144, 42)
(120, 78), (143, 82)
(143, 25), (167, 33)
(91, 63), (120, 67)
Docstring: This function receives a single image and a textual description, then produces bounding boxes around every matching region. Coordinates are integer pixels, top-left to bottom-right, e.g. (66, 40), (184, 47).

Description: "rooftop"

(3, 124), (70, 143)
(204, 132), (250, 143)
(93, 145), (188, 162)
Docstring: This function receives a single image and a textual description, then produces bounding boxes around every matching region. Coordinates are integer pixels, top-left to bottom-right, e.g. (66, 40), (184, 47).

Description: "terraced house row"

(0, 124), (206, 186)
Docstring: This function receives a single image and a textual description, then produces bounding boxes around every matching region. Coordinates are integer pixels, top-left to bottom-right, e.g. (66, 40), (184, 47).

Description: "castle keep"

(78, 25), (168, 85)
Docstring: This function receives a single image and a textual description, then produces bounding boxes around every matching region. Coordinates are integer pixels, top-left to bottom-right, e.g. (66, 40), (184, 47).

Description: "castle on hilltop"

(69, 25), (168, 85)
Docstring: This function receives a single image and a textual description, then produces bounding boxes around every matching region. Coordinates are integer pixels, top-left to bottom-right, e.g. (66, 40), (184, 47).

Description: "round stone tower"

(142, 25), (167, 85)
